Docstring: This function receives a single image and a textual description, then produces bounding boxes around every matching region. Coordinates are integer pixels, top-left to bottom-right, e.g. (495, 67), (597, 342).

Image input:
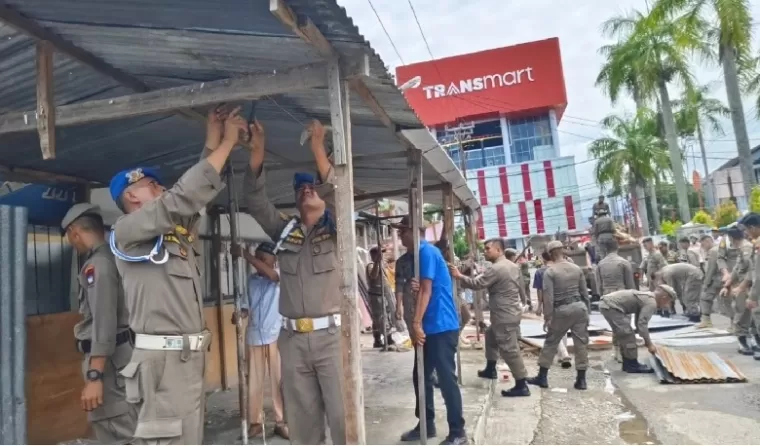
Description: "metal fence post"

(0, 204), (28, 445)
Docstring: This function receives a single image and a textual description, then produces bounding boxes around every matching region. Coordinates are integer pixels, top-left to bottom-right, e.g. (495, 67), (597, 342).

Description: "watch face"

(86, 369), (102, 381)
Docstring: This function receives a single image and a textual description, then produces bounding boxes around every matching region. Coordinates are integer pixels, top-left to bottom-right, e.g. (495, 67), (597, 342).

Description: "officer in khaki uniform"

(592, 209), (615, 260)
(730, 214), (760, 359)
(450, 239), (530, 398)
(110, 107), (247, 444)
(696, 235), (722, 329)
(641, 238), (667, 293)
(595, 239), (635, 296)
(62, 204), (137, 444)
(659, 263), (703, 321)
(243, 119), (345, 444)
(599, 285), (676, 374)
(677, 237), (701, 268)
(719, 228), (755, 353)
(528, 241), (590, 391)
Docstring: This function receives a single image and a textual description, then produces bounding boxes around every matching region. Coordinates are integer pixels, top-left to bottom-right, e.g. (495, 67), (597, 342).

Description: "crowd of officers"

(57, 104), (760, 444)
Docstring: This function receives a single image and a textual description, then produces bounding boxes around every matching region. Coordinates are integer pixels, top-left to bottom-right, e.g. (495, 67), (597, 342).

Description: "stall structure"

(0, 1), (479, 444)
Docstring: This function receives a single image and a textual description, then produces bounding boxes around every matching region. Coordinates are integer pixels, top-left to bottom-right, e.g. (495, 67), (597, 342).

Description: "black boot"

(501, 378), (531, 397)
(753, 334), (760, 353)
(387, 333), (396, 345)
(622, 358), (654, 374)
(574, 370), (587, 390)
(400, 423), (437, 442)
(738, 336), (754, 355)
(372, 332), (383, 348)
(526, 367), (549, 388)
(477, 360), (498, 380)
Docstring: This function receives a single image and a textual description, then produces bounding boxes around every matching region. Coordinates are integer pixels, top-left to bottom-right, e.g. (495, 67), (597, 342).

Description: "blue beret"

(739, 213), (760, 227)
(293, 172), (316, 192)
(109, 167), (162, 203)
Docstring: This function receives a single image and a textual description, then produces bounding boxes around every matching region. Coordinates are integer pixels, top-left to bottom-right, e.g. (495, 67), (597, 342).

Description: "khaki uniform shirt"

(662, 262), (703, 284)
(595, 252), (635, 295)
(644, 250), (667, 280)
(599, 290), (656, 346)
(717, 237), (737, 275)
(730, 240), (754, 285)
(458, 256), (524, 326)
(542, 260), (589, 322)
(74, 243), (130, 356)
(113, 159), (223, 335)
(678, 249), (701, 268)
(244, 165), (339, 319)
(702, 246), (722, 292)
(592, 202), (610, 216)
(745, 239), (760, 303)
(593, 215), (615, 239)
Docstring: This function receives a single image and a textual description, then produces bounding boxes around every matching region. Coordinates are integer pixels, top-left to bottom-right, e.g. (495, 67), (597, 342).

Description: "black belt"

(76, 329), (135, 354)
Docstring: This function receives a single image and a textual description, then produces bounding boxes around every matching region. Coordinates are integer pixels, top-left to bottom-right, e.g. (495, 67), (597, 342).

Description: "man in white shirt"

(231, 242), (289, 440)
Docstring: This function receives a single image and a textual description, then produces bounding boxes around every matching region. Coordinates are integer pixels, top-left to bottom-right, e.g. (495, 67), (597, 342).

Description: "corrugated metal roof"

(649, 345), (748, 384)
(0, 0), (477, 211)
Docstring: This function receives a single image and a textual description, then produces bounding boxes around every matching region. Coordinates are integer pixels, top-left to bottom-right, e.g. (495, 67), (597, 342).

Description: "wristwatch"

(86, 369), (104, 382)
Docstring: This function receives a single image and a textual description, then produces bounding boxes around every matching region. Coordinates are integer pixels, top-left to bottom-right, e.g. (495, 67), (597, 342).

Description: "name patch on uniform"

(84, 265), (95, 287)
(312, 233), (331, 244)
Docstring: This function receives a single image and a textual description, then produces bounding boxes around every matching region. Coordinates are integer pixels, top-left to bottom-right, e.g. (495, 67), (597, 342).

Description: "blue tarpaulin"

(0, 185), (80, 227)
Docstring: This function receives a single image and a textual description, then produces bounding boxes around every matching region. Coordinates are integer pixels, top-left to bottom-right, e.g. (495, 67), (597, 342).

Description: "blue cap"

(109, 167), (162, 203)
(293, 172), (316, 192)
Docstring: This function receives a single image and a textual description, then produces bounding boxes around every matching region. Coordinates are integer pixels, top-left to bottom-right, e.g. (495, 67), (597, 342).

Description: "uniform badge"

(179, 247), (187, 257)
(313, 244), (321, 255)
(84, 265), (95, 287)
(126, 168), (145, 184)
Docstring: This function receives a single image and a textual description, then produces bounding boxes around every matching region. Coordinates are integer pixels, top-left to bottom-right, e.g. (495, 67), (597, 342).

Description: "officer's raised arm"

(112, 109), (246, 247)
(307, 120), (337, 215)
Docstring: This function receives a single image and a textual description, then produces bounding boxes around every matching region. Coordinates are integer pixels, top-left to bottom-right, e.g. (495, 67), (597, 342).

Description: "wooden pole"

(464, 209), (483, 341)
(408, 149), (427, 444)
(225, 165), (249, 445)
(329, 58), (365, 445)
(375, 201), (390, 352)
(443, 184), (463, 385)
(209, 208), (229, 390)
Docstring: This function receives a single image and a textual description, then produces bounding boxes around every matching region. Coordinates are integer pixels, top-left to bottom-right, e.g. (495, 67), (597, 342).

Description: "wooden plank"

(0, 59), (367, 135)
(443, 184), (463, 384)
(272, 183), (446, 210)
(270, 0), (335, 57)
(35, 41), (55, 160)
(0, 164), (92, 185)
(265, 150), (407, 171)
(328, 58), (365, 445)
(464, 208), (484, 342)
(0, 4), (204, 123)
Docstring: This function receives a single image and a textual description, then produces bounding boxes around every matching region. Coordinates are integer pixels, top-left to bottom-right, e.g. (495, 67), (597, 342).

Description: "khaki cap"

(61, 203), (101, 231)
(546, 240), (564, 252)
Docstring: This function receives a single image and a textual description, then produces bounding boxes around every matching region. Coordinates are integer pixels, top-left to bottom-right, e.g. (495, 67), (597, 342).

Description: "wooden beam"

(0, 4), (205, 123)
(0, 59), (368, 135)
(265, 150), (407, 171)
(272, 183), (446, 209)
(35, 41), (55, 160)
(0, 164), (93, 185)
(268, 0), (416, 151)
(270, 0), (335, 57)
(328, 59), (365, 445)
(442, 183), (463, 385)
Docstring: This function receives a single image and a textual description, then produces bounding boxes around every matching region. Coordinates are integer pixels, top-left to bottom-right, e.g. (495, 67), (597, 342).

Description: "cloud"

(338, 0), (760, 217)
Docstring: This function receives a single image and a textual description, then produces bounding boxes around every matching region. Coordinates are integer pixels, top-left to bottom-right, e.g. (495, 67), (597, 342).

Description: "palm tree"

(599, 9), (710, 223)
(597, 25), (662, 232)
(673, 83), (731, 206)
(653, 0), (756, 196)
(589, 110), (672, 236)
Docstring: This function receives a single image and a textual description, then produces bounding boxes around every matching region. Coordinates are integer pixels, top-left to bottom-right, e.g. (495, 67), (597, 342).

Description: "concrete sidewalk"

(203, 334), (497, 445)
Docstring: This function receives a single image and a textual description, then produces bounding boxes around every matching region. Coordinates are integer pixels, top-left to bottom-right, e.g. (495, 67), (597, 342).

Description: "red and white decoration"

(470, 156), (582, 239)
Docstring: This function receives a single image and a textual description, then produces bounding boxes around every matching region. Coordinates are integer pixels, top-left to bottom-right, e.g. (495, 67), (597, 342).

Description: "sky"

(337, 0), (760, 218)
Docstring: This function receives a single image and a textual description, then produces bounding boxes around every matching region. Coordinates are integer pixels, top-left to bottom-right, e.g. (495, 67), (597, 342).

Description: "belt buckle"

(295, 318), (314, 333)
(164, 337), (184, 349)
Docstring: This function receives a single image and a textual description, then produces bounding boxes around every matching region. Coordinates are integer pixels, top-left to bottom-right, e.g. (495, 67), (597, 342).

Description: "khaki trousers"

(600, 307), (638, 360)
(734, 292), (753, 336)
(538, 301), (589, 370)
(122, 349), (206, 445)
(484, 323), (528, 380)
(278, 328), (345, 445)
(247, 343), (285, 424)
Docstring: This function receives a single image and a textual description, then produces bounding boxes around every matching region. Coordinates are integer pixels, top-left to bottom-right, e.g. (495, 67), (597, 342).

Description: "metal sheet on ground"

(649, 345), (748, 384)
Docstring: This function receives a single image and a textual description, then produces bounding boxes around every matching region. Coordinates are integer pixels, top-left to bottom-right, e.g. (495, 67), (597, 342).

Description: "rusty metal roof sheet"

(0, 0), (478, 212)
(649, 345), (748, 384)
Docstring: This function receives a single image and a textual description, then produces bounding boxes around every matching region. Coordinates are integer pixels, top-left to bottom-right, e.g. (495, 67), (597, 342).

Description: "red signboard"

(395, 38), (568, 127)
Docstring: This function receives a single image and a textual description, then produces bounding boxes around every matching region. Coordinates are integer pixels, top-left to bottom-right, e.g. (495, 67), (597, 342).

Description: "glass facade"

(441, 112), (554, 167)
(509, 115), (553, 163)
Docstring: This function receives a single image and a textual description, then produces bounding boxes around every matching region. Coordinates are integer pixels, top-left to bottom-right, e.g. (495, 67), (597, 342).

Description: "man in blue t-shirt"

(392, 216), (466, 445)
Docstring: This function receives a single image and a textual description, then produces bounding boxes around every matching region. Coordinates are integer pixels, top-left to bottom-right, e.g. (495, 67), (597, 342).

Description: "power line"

(366, 0), (406, 65)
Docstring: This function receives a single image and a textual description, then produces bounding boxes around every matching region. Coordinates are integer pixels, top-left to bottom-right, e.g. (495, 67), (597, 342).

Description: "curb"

(471, 379), (497, 445)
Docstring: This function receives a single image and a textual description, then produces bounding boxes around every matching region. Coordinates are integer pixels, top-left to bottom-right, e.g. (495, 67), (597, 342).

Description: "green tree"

(749, 185), (760, 213)
(654, 0), (756, 196)
(453, 226), (470, 259)
(661, 219), (683, 236)
(713, 201), (740, 227)
(599, 9), (711, 222)
(692, 209), (714, 226)
(588, 110), (672, 234)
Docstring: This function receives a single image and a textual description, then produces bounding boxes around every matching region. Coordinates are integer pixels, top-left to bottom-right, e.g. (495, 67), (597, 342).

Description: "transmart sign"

(416, 67), (536, 99)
